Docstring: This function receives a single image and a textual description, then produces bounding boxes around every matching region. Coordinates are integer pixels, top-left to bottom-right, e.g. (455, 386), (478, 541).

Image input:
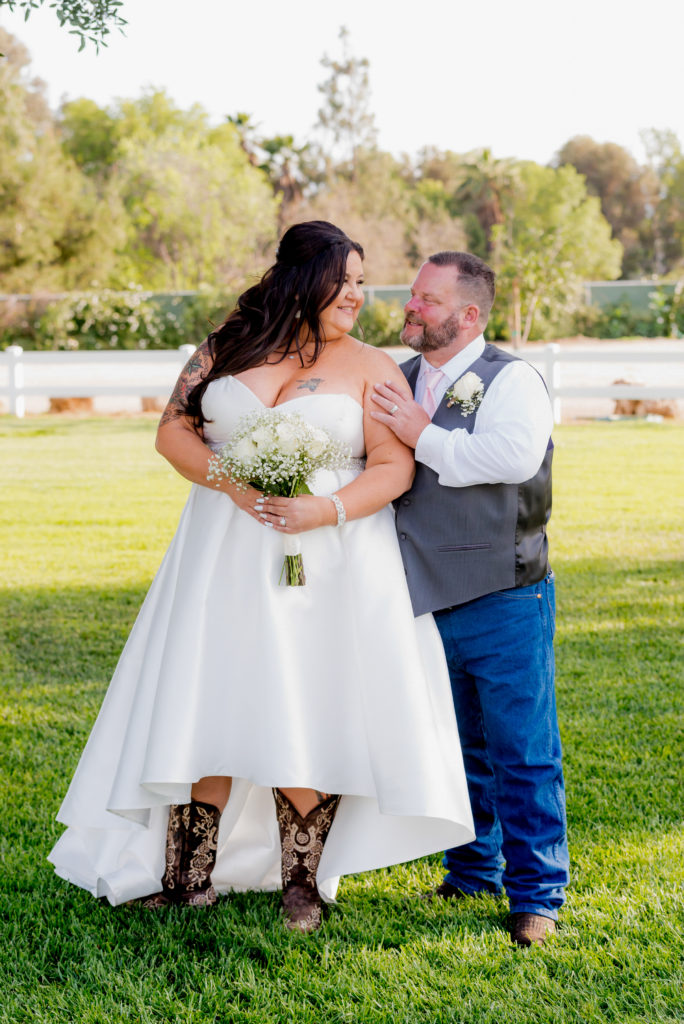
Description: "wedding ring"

(389, 403), (399, 415)
(280, 517), (286, 526)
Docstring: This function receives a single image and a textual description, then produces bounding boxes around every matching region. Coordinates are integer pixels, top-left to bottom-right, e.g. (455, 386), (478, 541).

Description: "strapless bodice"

(202, 376), (366, 458)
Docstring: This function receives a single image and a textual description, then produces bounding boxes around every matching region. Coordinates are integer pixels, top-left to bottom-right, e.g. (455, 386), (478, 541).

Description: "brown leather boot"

(509, 912), (557, 947)
(142, 800), (220, 908)
(273, 789), (340, 933)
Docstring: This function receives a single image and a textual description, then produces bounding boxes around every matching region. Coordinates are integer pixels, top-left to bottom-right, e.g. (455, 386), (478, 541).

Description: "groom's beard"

(401, 311), (461, 352)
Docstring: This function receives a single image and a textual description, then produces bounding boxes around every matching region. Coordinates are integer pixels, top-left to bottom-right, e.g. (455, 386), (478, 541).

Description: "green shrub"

(572, 301), (660, 339)
(649, 283), (684, 338)
(0, 298), (49, 348)
(355, 298), (405, 347)
(173, 286), (236, 346)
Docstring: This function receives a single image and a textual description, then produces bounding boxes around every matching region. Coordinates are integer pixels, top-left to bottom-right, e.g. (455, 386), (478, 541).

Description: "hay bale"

(48, 397), (94, 414)
(639, 398), (678, 419)
(612, 378), (643, 415)
(141, 397), (165, 413)
(612, 379), (679, 419)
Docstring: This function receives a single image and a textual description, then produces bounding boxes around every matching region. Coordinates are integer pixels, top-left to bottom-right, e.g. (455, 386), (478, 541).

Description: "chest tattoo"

(296, 378), (324, 392)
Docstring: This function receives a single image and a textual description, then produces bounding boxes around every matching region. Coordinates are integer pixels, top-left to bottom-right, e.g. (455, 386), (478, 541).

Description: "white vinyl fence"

(1, 342), (683, 424)
(0, 345), (196, 419)
(531, 343), (684, 423)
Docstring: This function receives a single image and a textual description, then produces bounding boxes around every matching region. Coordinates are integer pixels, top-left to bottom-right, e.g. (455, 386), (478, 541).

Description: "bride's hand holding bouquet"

(208, 407), (351, 585)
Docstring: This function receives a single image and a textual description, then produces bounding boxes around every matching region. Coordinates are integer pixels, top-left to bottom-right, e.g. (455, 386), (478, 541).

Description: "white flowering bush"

(19, 286), (235, 351)
(36, 289), (164, 350)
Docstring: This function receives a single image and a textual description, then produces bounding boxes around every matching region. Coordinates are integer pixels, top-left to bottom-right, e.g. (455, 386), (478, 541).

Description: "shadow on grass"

(7, 881), (510, 983)
(0, 582), (147, 689)
(551, 556), (682, 835)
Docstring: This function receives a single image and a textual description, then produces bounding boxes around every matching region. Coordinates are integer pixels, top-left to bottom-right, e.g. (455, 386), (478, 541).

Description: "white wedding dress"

(49, 377), (474, 905)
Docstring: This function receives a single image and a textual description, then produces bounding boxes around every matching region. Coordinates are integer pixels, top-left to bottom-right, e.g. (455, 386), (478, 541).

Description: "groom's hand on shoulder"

(370, 381), (430, 449)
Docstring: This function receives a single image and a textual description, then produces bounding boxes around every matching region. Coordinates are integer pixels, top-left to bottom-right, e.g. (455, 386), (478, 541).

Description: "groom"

(371, 251), (569, 947)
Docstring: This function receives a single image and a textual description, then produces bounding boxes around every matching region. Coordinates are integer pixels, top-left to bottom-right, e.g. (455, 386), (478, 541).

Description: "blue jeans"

(434, 572), (569, 919)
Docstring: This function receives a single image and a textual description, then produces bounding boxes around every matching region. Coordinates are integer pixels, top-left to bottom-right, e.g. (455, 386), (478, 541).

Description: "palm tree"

(454, 149), (518, 262)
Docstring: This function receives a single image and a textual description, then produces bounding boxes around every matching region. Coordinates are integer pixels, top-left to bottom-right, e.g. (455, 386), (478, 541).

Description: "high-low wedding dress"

(49, 377), (474, 905)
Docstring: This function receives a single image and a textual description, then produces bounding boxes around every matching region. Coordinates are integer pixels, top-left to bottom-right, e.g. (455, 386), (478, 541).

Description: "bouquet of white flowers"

(207, 408), (352, 585)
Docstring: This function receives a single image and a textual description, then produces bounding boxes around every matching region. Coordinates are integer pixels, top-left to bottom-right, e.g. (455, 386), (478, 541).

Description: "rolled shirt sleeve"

(414, 359), (553, 487)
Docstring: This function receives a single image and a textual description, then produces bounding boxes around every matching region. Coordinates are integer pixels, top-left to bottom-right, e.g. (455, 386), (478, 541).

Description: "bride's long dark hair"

(184, 220), (364, 430)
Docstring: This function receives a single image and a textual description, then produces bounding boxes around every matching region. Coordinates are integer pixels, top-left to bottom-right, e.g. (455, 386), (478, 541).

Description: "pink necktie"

(421, 366), (444, 418)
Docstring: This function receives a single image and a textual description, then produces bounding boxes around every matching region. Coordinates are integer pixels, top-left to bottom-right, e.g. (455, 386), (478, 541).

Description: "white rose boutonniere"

(445, 371), (485, 416)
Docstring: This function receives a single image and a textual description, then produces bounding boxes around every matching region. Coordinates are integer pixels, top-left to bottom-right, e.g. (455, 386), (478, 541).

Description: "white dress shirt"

(414, 335), (553, 487)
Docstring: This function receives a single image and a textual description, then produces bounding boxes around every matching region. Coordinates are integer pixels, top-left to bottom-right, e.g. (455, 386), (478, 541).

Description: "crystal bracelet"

(328, 493), (346, 527)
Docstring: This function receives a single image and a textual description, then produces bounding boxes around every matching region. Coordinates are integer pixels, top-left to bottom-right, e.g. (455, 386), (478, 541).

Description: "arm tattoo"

(159, 342), (213, 427)
(296, 378), (324, 392)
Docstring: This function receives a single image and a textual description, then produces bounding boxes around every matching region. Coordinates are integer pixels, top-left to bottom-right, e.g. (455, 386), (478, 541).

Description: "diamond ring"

(389, 404), (399, 415)
(280, 517), (286, 526)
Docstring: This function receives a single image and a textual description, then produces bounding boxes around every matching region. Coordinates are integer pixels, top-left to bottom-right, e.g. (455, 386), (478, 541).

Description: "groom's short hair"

(428, 251), (496, 324)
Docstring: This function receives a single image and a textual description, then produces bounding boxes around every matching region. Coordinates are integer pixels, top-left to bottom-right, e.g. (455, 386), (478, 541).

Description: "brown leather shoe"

(509, 912), (556, 947)
(427, 879), (470, 900)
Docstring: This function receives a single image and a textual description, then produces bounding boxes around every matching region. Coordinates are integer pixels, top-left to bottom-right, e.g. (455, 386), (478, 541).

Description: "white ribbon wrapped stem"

(282, 534), (302, 556)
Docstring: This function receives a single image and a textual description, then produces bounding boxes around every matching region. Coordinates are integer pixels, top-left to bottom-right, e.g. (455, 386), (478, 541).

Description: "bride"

(49, 220), (473, 932)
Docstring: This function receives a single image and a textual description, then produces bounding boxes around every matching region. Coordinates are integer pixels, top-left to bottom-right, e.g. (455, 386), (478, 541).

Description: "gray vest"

(395, 344), (552, 616)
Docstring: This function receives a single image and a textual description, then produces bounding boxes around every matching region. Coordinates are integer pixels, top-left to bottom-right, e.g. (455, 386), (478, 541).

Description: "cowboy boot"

(142, 800), (220, 908)
(273, 789), (340, 933)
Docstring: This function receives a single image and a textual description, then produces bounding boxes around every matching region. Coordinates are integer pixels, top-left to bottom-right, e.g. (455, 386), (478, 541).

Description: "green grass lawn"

(1, 417), (682, 1024)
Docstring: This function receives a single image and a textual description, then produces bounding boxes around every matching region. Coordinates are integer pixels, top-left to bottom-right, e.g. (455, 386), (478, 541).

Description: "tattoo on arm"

(159, 341), (213, 427)
(297, 378), (324, 392)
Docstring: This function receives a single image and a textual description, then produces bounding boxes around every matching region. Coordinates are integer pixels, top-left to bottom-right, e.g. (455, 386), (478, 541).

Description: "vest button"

(400, 532), (407, 540)
(402, 498), (411, 506)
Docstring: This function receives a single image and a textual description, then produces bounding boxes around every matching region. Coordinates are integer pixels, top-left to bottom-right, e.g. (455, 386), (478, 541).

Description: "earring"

(294, 310), (301, 319)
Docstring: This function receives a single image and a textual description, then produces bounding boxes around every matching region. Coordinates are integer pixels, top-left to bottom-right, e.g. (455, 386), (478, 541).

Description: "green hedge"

(0, 292), (408, 351)
(2, 284), (682, 350)
(0, 288), (235, 351)
(579, 286), (684, 338)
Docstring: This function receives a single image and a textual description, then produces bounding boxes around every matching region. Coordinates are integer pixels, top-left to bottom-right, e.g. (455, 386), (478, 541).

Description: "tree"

(302, 33), (470, 281)
(411, 147), (518, 262)
(413, 148), (468, 198)
(555, 136), (659, 277)
(315, 25), (377, 183)
(60, 96), (121, 172)
(453, 149), (518, 261)
(0, 28), (124, 291)
(57, 91), (280, 289)
(641, 128), (684, 275)
(226, 114), (318, 232)
(258, 135), (314, 231)
(96, 91), (279, 289)
(0, 0), (126, 50)
(1, 27), (280, 293)
(492, 163), (622, 345)
(406, 150), (471, 259)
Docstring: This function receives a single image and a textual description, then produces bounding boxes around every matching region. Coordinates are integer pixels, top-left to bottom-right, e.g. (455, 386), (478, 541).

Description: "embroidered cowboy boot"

(273, 789), (340, 933)
(142, 800), (220, 908)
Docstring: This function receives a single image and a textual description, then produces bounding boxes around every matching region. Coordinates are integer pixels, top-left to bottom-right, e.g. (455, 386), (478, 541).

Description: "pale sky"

(2, 0), (683, 166)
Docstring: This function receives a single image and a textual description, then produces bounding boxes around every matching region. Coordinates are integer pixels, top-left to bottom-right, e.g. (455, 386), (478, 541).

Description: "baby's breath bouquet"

(207, 409), (352, 585)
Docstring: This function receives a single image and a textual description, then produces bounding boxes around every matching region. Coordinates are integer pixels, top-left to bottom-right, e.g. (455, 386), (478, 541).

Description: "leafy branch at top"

(1, 0), (127, 51)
